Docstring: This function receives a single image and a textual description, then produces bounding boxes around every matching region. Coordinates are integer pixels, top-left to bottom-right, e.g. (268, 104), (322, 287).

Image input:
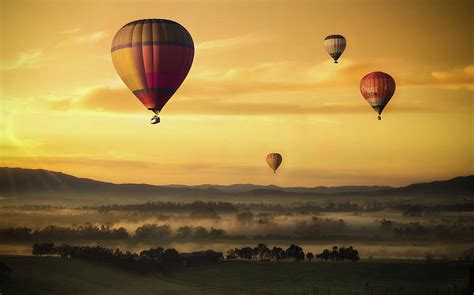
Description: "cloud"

(402, 65), (474, 89)
(0, 30), (105, 70)
(169, 99), (435, 115)
(196, 34), (262, 50)
(21, 60), (471, 116)
(78, 87), (143, 112)
(432, 65), (474, 84)
(33, 60), (372, 114)
(182, 59), (372, 97)
(0, 49), (43, 70)
(38, 85), (435, 116)
(75, 32), (106, 44)
(56, 31), (107, 47)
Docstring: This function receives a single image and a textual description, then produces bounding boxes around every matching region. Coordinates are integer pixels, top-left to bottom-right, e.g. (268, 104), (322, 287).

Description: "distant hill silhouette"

(0, 167), (472, 200)
(373, 175), (474, 197)
(164, 183), (392, 194)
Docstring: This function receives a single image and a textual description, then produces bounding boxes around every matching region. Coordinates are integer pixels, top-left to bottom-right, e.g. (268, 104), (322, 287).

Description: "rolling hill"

(0, 167), (472, 201)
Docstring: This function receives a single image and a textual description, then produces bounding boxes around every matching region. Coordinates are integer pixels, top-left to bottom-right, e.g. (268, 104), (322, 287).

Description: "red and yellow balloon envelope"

(266, 153), (283, 174)
(111, 19), (194, 124)
(360, 71), (396, 120)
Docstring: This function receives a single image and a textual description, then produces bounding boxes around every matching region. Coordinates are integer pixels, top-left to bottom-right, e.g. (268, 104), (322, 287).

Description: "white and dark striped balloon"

(323, 35), (346, 63)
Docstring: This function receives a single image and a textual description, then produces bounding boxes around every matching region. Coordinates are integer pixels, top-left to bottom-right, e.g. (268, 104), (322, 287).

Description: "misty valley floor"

(0, 256), (470, 295)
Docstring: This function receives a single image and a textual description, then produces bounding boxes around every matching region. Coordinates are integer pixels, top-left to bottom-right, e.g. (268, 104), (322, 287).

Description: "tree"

(286, 244), (305, 262)
(236, 247), (254, 260)
(271, 247), (286, 261)
(32, 242), (55, 256)
(135, 224), (171, 240)
(316, 249), (330, 261)
(176, 226), (193, 239)
(315, 246), (359, 262)
(158, 248), (183, 273)
(140, 247), (164, 259)
(226, 249), (237, 260)
(193, 226), (209, 239)
(306, 252), (314, 262)
(209, 227), (227, 239)
(257, 243), (270, 259)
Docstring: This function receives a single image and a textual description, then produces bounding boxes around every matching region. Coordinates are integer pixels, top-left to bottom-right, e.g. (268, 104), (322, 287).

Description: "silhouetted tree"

(256, 243), (270, 259)
(286, 244), (305, 262)
(140, 247), (164, 259)
(209, 227), (227, 239)
(271, 246), (286, 261)
(32, 242), (55, 256)
(315, 246), (359, 262)
(135, 224), (171, 240)
(176, 226), (193, 239)
(193, 226), (209, 239)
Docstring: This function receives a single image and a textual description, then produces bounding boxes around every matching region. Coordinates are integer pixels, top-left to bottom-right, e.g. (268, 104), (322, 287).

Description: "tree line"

(226, 243), (359, 262)
(90, 201), (238, 213)
(0, 223), (230, 242)
(32, 242), (223, 274)
(3, 201), (473, 214)
(378, 219), (474, 241)
(3, 218), (472, 243)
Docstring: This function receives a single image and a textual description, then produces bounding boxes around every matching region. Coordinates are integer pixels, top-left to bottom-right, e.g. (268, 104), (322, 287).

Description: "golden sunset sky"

(1, 0), (472, 186)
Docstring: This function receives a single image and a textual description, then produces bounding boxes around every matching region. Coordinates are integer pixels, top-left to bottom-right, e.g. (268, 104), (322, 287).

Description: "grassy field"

(0, 256), (471, 295)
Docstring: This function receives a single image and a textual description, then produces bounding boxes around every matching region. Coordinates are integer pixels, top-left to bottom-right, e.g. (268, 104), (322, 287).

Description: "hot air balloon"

(360, 71), (396, 120)
(324, 35), (346, 63)
(111, 19), (194, 124)
(266, 153), (283, 173)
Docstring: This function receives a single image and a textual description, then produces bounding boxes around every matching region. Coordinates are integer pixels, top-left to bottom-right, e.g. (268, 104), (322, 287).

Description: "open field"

(0, 256), (471, 295)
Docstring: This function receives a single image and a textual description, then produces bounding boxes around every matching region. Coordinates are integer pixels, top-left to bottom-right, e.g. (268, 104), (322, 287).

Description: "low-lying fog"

(1, 200), (473, 259)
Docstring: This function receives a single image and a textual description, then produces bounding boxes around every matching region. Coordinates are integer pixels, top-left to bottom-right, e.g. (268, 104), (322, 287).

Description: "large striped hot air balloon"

(111, 19), (194, 124)
(360, 71), (396, 120)
(323, 35), (346, 63)
(266, 153), (283, 174)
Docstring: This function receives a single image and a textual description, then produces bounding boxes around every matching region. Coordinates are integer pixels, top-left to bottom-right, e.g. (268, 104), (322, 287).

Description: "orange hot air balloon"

(266, 153), (283, 173)
(360, 71), (396, 120)
(111, 19), (194, 124)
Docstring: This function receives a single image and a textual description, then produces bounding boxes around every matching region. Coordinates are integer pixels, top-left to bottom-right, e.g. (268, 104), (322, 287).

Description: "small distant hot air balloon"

(266, 153), (283, 174)
(324, 35), (346, 63)
(360, 71), (396, 120)
(111, 19), (194, 124)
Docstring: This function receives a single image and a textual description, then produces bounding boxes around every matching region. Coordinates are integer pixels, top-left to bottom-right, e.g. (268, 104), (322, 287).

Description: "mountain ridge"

(0, 167), (472, 199)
